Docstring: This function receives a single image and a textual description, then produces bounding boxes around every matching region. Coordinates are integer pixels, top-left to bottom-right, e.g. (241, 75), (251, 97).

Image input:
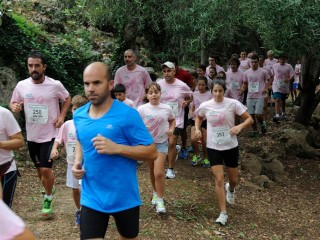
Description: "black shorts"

(173, 127), (184, 136)
(189, 119), (207, 129)
(1, 170), (17, 208)
(27, 139), (55, 168)
(183, 105), (189, 129)
(207, 147), (239, 168)
(80, 205), (140, 239)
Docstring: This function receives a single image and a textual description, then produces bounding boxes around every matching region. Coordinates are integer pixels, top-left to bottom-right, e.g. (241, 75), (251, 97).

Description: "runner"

(158, 62), (192, 179)
(195, 79), (253, 226)
(72, 62), (157, 240)
(239, 51), (251, 72)
(50, 95), (88, 225)
(293, 60), (301, 100)
(10, 51), (71, 216)
(206, 55), (225, 77)
(112, 83), (134, 107)
(264, 50), (278, 70)
(138, 82), (176, 214)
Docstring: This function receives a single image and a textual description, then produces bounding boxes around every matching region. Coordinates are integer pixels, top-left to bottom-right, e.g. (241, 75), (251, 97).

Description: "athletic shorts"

(183, 105), (189, 129)
(80, 205), (140, 239)
(66, 163), (80, 189)
(293, 82), (299, 89)
(155, 141), (168, 154)
(189, 119), (207, 129)
(247, 98), (264, 115)
(173, 127), (183, 136)
(207, 147), (239, 168)
(273, 92), (288, 100)
(1, 170), (17, 208)
(28, 139), (55, 168)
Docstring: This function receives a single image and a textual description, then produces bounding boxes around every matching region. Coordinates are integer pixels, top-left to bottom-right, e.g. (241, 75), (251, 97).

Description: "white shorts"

(66, 163), (80, 189)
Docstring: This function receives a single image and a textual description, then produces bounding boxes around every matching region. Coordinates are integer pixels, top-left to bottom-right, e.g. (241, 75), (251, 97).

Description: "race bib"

(231, 81), (240, 90)
(166, 101), (179, 117)
(279, 79), (286, 88)
(27, 103), (48, 124)
(66, 142), (76, 158)
(248, 82), (259, 93)
(211, 126), (231, 144)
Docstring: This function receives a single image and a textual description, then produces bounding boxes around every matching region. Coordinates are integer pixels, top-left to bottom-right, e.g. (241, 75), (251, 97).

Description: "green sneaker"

(42, 197), (53, 215)
(41, 186), (56, 196)
(191, 155), (201, 166)
(202, 158), (210, 167)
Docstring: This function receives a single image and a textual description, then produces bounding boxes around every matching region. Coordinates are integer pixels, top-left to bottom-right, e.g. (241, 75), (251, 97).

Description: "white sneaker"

(175, 145), (181, 161)
(156, 200), (166, 213)
(225, 183), (236, 204)
(151, 194), (158, 205)
(215, 212), (228, 225)
(166, 169), (176, 179)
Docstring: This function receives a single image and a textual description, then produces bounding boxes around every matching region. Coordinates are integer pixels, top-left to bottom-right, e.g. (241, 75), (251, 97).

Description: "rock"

(280, 129), (320, 159)
(261, 158), (288, 183)
(241, 153), (262, 176)
(0, 67), (17, 106)
(251, 175), (276, 188)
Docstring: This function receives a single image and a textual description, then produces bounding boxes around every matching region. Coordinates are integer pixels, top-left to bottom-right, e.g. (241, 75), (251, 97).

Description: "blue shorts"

(273, 92), (288, 100)
(155, 141), (168, 154)
(293, 82), (298, 89)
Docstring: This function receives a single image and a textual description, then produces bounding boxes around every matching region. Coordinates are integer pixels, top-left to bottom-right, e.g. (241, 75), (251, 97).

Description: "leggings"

(1, 170), (18, 208)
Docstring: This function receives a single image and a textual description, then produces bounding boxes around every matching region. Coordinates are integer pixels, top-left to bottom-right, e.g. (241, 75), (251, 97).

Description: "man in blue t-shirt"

(72, 62), (157, 240)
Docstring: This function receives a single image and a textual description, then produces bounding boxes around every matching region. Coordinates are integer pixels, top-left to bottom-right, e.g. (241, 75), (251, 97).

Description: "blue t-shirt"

(73, 100), (153, 213)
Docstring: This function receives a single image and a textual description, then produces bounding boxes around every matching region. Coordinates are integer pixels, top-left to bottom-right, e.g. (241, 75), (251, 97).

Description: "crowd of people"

(0, 48), (301, 239)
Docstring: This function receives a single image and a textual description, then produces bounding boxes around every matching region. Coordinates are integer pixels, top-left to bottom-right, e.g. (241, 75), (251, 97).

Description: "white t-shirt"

(55, 120), (77, 164)
(244, 67), (270, 99)
(137, 103), (175, 143)
(11, 76), (70, 143)
(272, 63), (295, 93)
(225, 70), (245, 101)
(123, 98), (134, 107)
(114, 65), (152, 108)
(195, 98), (247, 150)
(0, 199), (26, 240)
(158, 78), (192, 128)
(191, 91), (212, 120)
(0, 107), (21, 173)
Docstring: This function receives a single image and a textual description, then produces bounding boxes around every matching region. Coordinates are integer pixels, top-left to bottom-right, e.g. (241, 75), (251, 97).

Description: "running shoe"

(75, 210), (81, 225)
(187, 146), (194, 153)
(165, 169), (175, 179)
(151, 194), (158, 205)
(156, 200), (166, 213)
(273, 116), (281, 123)
(191, 155), (201, 166)
(42, 197), (53, 215)
(225, 183), (236, 205)
(179, 148), (188, 159)
(175, 145), (181, 161)
(202, 158), (210, 168)
(215, 212), (228, 226)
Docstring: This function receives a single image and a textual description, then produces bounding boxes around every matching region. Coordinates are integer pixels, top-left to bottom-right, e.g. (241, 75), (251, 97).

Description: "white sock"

(157, 197), (164, 203)
(44, 194), (53, 200)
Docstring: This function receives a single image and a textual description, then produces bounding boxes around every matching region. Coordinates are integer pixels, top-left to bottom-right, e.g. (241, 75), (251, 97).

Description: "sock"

(157, 197), (164, 203)
(221, 211), (227, 215)
(276, 114), (280, 117)
(169, 168), (173, 170)
(153, 192), (158, 197)
(44, 194), (53, 200)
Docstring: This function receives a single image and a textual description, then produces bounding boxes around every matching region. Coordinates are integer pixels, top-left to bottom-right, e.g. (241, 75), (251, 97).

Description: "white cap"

(161, 61), (175, 70)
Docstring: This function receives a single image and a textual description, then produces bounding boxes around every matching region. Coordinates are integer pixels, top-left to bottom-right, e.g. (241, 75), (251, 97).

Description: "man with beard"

(114, 49), (152, 108)
(10, 51), (71, 216)
(72, 62), (157, 240)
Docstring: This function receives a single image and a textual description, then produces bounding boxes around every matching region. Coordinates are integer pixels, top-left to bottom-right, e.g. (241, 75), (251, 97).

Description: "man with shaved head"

(114, 49), (152, 108)
(72, 62), (157, 240)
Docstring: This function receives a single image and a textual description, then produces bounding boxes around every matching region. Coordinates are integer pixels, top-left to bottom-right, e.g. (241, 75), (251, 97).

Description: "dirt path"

(13, 147), (320, 240)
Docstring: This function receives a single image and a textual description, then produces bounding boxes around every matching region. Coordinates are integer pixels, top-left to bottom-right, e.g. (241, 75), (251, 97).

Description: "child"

(50, 95), (88, 225)
(137, 83), (176, 214)
(113, 83), (134, 107)
(189, 77), (212, 167)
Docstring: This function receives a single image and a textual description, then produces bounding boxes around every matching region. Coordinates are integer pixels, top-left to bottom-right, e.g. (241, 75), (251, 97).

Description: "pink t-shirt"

(191, 91), (212, 120)
(225, 70), (245, 102)
(114, 65), (152, 108)
(195, 98), (247, 150)
(0, 200), (26, 240)
(0, 107), (21, 173)
(264, 58), (278, 70)
(158, 78), (192, 128)
(55, 120), (77, 164)
(244, 67), (270, 99)
(239, 58), (251, 72)
(206, 64), (225, 76)
(137, 103), (175, 143)
(11, 76), (70, 143)
(272, 63), (295, 93)
(123, 98), (134, 107)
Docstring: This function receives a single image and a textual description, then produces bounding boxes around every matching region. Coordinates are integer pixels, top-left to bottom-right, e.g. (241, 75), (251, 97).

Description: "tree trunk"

(294, 53), (320, 125)
(200, 29), (206, 65)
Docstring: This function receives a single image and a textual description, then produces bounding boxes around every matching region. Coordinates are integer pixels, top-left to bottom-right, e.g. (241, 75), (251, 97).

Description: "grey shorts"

(155, 141), (168, 154)
(247, 98), (264, 115)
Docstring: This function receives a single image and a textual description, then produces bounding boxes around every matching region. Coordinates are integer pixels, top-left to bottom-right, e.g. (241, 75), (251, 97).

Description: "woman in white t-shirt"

(195, 79), (253, 226)
(138, 82), (176, 214)
(0, 106), (24, 208)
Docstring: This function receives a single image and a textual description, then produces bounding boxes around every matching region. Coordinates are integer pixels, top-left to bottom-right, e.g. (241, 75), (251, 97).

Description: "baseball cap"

(161, 61), (175, 70)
